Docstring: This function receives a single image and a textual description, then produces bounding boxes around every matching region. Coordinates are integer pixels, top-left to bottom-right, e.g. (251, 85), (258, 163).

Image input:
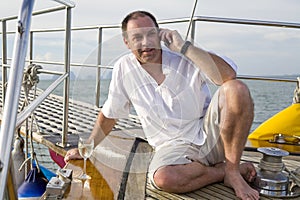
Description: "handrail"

(16, 73), (68, 127)
(0, 6), (67, 22)
(52, 0), (75, 8)
(159, 16), (300, 29)
(0, 1), (76, 198)
(0, 0), (35, 199)
(1, 20), (8, 107)
(2, 14), (299, 34)
(237, 75), (298, 83)
(59, 5), (72, 148)
(1, 14), (300, 107)
(1, 58), (114, 69)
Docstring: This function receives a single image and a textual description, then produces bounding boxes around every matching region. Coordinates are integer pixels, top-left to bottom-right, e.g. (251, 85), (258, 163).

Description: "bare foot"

(239, 162), (257, 183)
(214, 162), (256, 182)
(224, 169), (259, 200)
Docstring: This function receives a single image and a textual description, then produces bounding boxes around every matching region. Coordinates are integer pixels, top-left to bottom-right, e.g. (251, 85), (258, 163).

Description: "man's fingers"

(64, 148), (82, 162)
(159, 29), (172, 44)
(159, 28), (184, 52)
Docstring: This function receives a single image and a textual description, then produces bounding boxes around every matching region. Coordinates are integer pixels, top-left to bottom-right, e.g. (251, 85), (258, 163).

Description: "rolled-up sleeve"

(101, 62), (130, 119)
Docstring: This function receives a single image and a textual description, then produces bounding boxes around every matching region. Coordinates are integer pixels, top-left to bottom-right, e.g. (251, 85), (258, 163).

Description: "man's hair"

(121, 11), (159, 37)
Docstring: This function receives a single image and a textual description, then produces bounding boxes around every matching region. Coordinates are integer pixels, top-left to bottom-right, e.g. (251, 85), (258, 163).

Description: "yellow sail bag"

(248, 103), (300, 140)
(249, 77), (300, 142)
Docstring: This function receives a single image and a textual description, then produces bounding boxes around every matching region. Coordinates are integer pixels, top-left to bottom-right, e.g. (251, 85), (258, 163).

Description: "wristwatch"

(180, 41), (192, 55)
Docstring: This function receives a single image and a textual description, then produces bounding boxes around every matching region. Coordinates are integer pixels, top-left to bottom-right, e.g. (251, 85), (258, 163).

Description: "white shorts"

(148, 89), (225, 189)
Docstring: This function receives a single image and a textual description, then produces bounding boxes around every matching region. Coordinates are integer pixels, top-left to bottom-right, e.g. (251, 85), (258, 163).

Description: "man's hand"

(159, 28), (236, 85)
(159, 28), (185, 53)
(64, 148), (83, 162)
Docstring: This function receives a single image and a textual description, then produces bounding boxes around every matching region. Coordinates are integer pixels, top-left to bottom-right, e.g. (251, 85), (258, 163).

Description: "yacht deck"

(2, 87), (300, 199)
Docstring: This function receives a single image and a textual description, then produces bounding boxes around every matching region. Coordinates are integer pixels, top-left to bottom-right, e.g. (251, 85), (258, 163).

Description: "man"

(65, 11), (259, 200)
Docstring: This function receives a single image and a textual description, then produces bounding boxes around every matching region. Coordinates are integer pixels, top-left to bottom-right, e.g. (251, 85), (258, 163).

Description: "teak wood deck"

(62, 142), (300, 200)
(2, 88), (300, 199)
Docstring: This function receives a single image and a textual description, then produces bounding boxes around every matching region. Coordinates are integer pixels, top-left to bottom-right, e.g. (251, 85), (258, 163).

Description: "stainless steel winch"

(253, 147), (300, 198)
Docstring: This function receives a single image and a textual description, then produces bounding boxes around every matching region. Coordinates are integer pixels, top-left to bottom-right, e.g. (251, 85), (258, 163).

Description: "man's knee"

(153, 166), (177, 191)
(153, 166), (187, 192)
(219, 80), (254, 112)
(221, 80), (250, 97)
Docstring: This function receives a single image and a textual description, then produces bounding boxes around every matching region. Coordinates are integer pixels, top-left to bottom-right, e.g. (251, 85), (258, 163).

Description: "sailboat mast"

(0, 0), (35, 199)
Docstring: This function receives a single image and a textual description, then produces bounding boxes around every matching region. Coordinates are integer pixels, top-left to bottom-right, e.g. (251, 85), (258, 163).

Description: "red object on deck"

(49, 149), (66, 168)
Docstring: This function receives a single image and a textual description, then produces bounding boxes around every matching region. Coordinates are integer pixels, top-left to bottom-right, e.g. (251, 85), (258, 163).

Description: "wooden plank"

(62, 133), (152, 199)
(89, 133), (135, 197)
(7, 162), (18, 200)
(184, 190), (211, 199)
(63, 160), (114, 199)
(146, 187), (188, 200)
(123, 140), (152, 199)
(209, 184), (239, 200)
(146, 180), (196, 200)
(200, 187), (231, 200)
(146, 188), (173, 200)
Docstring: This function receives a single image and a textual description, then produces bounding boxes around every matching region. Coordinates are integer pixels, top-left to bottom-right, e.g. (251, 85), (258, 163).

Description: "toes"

(240, 162), (257, 182)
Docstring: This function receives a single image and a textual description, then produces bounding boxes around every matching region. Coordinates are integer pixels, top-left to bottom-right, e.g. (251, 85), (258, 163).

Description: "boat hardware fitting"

(270, 133), (300, 145)
(253, 147), (300, 198)
(44, 169), (73, 199)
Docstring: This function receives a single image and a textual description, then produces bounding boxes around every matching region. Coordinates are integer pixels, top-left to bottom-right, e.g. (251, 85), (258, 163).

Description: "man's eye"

(148, 31), (157, 36)
(133, 35), (142, 41)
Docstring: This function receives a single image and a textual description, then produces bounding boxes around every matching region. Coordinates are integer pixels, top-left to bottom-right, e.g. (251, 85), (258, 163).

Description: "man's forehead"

(126, 27), (158, 35)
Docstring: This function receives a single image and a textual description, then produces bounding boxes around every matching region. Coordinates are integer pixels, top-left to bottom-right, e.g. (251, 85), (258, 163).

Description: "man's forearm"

(159, 29), (236, 85)
(184, 44), (236, 85)
(90, 111), (116, 146)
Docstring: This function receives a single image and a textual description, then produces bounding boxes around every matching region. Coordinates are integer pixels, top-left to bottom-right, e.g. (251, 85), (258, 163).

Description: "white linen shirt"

(101, 50), (237, 148)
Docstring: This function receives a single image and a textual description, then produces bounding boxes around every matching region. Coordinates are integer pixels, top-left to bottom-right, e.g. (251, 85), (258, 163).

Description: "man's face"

(124, 16), (162, 65)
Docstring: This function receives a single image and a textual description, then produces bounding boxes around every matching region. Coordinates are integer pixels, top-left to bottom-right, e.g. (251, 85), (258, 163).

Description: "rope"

(19, 64), (43, 173)
(22, 64), (42, 94)
(293, 77), (300, 103)
(258, 159), (284, 172)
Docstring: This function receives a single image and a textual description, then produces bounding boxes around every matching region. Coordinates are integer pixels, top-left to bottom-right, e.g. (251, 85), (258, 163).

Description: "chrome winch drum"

(253, 147), (290, 197)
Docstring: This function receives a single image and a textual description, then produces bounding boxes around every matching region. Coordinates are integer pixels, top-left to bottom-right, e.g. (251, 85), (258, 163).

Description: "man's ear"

(123, 37), (130, 49)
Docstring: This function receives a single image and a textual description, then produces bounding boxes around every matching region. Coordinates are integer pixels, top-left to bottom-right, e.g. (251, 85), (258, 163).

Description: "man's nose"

(141, 35), (150, 46)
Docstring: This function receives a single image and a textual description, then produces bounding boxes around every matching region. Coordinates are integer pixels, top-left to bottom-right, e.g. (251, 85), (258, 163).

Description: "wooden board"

(60, 129), (152, 199)
(63, 160), (114, 199)
(145, 151), (300, 200)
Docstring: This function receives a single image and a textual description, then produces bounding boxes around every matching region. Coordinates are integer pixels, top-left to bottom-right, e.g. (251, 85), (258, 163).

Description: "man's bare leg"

(219, 80), (259, 200)
(153, 80), (259, 199)
(153, 161), (257, 194)
(153, 161), (225, 193)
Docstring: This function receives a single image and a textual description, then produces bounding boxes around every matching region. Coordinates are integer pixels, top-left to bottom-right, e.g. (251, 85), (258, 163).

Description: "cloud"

(263, 31), (300, 42)
(35, 52), (55, 61)
(1, 0), (299, 76)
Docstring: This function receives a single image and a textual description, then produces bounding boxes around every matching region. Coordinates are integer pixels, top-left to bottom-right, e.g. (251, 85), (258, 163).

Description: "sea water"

(38, 78), (297, 132)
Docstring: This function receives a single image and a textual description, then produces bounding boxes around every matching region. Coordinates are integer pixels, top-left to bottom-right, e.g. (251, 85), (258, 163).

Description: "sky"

(1, 0), (300, 77)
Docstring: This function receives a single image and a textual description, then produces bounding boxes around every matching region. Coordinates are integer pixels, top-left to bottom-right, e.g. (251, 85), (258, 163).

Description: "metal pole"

(1, 20), (7, 107)
(52, 0), (75, 7)
(185, 0), (198, 41)
(191, 20), (196, 44)
(95, 28), (102, 107)
(57, 6), (72, 148)
(0, 0), (35, 199)
(29, 31), (33, 64)
(16, 73), (69, 127)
